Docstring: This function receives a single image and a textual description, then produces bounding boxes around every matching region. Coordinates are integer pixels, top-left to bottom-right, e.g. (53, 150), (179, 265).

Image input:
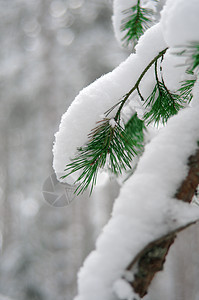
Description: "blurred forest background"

(0, 0), (127, 299)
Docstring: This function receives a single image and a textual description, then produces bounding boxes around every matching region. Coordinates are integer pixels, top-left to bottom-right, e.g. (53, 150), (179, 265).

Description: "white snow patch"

(113, 279), (134, 300)
(122, 270), (134, 282)
(161, 0), (199, 47)
(109, 118), (116, 128)
(99, 114), (106, 120)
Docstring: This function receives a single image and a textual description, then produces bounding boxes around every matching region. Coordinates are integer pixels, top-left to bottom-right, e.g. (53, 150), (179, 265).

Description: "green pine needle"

(61, 116), (144, 195)
(121, 1), (153, 46)
(144, 57), (187, 125)
(174, 43), (199, 73)
(125, 113), (146, 146)
(190, 44), (199, 72)
(178, 78), (196, 103)
(144, 82), (185, 125)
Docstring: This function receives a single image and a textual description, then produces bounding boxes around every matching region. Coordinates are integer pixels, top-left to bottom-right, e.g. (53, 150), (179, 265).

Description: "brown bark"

(175, 148), (199, 202)
(126, 148), (199, 298)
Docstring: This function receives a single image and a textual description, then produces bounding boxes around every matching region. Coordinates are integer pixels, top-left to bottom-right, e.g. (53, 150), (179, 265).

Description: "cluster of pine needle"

(62, 114), (145, 194)
(121, 0), (153, 46)
(144, 60), (185, 125)
(177, 43), (199, 72)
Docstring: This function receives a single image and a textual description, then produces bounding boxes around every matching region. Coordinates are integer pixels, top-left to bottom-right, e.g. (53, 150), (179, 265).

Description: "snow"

(74, 102), (199, 300)
(53, 23), (167, 182)
(122, 270), (134, 283)
(161, 0), (199, 47)
(109, 118), (116, 128)
(113, 279), (134, 300)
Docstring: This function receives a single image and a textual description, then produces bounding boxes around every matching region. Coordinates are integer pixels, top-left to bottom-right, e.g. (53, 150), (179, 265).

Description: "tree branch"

(115, 48), (168, 120)
(126, 148), (199, 298)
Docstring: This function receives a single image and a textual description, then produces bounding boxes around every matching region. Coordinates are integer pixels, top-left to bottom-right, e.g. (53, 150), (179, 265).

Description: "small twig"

(114, 48), (168, 120)
(137, 86), (144, 101)
(154, 58), (162, 95)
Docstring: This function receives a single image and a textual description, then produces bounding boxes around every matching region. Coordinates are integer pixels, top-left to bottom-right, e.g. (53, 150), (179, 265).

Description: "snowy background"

(0, 0), (127, 299)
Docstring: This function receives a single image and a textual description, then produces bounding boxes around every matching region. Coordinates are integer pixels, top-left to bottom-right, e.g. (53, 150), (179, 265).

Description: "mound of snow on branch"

(75, 102), (199, 300)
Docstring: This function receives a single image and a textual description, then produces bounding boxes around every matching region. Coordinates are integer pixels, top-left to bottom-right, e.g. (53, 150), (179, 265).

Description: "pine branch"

(144, 59), (185, 125)
(62, 117), (144, 195)
(125, 147), (199, 298)
(61, 49), (168, 194)
(178, 78), (196, 103)
(115, 48), (168, 120)
(144, 83), (184, 125)
(121, 0), (154, 46)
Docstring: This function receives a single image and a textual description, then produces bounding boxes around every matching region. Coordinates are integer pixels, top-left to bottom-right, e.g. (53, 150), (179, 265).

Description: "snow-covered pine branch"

(74, 102), (199, 300)
(53, 24), (191, 191)
(53, 23), (167, 185)
(52, 0), (199, 298)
